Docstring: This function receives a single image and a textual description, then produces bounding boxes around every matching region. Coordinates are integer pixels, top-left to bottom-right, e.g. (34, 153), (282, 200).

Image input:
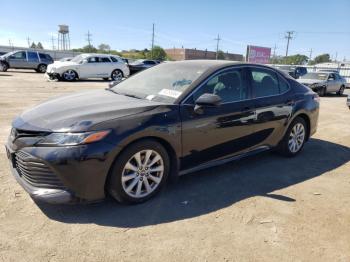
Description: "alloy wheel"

(38, 64), (47, 73)
(112, 70), (123, 81)
(288, 123), (305, 153)
(121, 149), (164, 198)
(63, 70), (76, 81)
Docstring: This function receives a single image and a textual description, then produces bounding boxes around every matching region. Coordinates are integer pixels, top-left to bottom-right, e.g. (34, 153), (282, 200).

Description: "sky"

(0, 0), (349, 60)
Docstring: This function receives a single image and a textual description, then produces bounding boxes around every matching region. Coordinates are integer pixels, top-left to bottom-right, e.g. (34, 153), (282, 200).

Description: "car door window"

(328, 74), (335, 80)
(193, 68), (248, 103)
(11, 51), (26, 59)
(27, 52), (39, 62)
(100, 57), (111, 63)
(110, 56), (119, 62)
(88, 57), (99, 63)
(250, 68), (280, 98)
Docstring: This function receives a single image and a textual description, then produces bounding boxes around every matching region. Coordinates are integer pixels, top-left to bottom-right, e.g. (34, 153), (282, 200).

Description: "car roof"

(82, 53), (120, 58)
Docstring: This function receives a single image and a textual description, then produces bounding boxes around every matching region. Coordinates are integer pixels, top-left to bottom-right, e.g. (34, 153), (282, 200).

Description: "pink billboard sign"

(246, 45), (271, 64)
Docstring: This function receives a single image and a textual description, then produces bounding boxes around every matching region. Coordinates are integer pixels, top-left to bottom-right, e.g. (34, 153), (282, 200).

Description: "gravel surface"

(0, 70), (350, 262)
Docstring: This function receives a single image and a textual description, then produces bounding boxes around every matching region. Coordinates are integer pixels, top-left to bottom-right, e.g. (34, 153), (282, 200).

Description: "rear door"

(180, 67), (256, 170)
(327, 73), (338, 92)
(97, 57), (113, 78)
(248, 66), (293, 148)
(8, 51), (27, 68)
(26, 51), (39, 69)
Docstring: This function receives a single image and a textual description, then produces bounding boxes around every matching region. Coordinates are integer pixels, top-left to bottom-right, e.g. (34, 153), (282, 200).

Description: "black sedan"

(128, 59), (160, 74)
(5, 60), (319, 204)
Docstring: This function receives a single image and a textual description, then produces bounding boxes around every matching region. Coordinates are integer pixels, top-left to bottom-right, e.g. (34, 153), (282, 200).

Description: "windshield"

(301, 72), (328, 80)
(70, 54), (87, 63)
(274, 65), (295, 71)
(1, 51), (16, 58)
(112, 62), (209, 103)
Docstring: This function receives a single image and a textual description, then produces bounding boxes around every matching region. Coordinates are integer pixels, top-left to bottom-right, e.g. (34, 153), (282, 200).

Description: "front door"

(180, 67), (257, 170)
(8, 51), (27, 68)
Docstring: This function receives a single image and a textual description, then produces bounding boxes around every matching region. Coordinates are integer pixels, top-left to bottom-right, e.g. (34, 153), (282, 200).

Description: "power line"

(214, 34), (221, 60)
(285, 31), (294, 57)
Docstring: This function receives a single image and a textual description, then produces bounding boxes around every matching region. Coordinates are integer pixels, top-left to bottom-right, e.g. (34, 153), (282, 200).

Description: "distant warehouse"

(165, 48), (244, 61)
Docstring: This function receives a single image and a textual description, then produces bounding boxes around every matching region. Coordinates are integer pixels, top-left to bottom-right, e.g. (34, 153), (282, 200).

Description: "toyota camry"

(5, 60), (319, 204)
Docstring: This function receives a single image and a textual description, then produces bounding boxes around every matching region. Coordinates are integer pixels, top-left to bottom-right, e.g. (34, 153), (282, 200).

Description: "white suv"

(46, 53), (130, 81)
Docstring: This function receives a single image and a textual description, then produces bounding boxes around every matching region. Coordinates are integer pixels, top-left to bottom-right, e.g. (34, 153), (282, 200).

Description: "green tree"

(98, 43), (111, 52)
(217, 50), (225, 60)
(147, 46), (167, 60)
(37, 42), (44, 49)
(309, 53), (331, 65)
(30, 42), (36, 49)
(270, 54), (308, 65)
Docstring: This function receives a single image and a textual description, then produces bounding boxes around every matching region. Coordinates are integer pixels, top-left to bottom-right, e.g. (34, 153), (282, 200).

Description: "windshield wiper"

(105, 88), (142, 99)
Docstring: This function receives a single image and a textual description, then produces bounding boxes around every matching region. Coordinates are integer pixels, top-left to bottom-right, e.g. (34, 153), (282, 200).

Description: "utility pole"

(51, 35), (56, 50)
(8, 39), (14, 50)
(86, 30), (92, 52)
(308, 48), (313, 60)
(26, 37), (31, 48)
(214, 34), (221, 60)
(285, 31), (294, 57)
(151, 23), (155, 59)
(273, 44), (277, 57)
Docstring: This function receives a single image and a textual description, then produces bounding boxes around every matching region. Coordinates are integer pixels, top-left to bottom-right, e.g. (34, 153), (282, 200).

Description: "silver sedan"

(297, 72), (347, 96)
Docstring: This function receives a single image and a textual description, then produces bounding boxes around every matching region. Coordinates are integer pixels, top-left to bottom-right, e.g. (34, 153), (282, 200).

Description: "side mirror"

(194, 93), (221, 114)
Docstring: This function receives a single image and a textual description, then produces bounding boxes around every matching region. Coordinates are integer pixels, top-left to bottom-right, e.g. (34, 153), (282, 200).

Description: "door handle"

(286, 100), (295, 106)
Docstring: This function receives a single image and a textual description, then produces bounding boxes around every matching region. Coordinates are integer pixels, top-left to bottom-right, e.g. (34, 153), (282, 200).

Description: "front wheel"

(0, 62), (8, 72)
(317, 86), (326, 97)
(62, 70), (77, 81)
(107, 140), (170, 204)
(277, 117), (307, 157)
(337, 85), (345, 96)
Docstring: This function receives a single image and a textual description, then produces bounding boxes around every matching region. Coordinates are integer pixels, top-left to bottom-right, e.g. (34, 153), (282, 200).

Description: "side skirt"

(179, 146), (270, 176)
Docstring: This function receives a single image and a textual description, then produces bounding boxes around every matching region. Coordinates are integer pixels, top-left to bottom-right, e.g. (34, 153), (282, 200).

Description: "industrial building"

(165, 48), (244, 61)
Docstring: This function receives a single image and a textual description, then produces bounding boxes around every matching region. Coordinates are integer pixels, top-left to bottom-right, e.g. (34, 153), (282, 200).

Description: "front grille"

(15, 151), (65, 189)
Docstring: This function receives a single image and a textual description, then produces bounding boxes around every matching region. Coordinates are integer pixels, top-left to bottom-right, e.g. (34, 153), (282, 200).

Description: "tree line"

(270, 53), (332, 65)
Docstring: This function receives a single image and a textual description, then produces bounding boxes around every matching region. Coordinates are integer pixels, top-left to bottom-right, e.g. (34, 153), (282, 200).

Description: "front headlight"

(36, 130), (110, 146)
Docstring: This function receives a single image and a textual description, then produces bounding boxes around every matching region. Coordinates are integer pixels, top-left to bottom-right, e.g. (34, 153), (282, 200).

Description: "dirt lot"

(0, 70), (349, 262)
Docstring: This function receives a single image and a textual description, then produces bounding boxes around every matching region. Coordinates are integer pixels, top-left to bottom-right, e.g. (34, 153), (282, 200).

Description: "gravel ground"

(0, 70), (350, 262)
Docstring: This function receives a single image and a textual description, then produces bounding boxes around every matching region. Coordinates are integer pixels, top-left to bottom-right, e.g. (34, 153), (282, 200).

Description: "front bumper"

(45, 72), (61, 80)
(5, 139), (119, 204)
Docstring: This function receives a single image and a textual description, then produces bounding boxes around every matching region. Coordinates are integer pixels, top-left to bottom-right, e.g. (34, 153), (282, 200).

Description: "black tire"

(277, 117), (307, 157)
(107, 139), (170, 204)
(111, 69), (123, 81)
(37, 64), (47, 73)
(103, 77), (109, 81)
(1, 62), (8, 72)
(318, 86), (326, 97)
(337, 85), (345, 96)
(62, 70), (77, 81)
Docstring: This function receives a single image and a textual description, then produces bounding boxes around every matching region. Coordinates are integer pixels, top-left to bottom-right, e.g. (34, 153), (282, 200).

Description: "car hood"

(13, 89), (162, 132)
(297, 78), (325, 85)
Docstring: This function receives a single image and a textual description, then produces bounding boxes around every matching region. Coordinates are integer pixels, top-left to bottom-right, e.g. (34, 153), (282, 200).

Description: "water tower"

(58, 25), (70, 50)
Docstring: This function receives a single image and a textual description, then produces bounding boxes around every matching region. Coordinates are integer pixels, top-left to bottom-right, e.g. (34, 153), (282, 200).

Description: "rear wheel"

(277, 117), (307, 157)
(111, 69), (123, 81)
(337, 85), (345, 96)
(107, 140), (169, 204)
(62, 70), (77, 81)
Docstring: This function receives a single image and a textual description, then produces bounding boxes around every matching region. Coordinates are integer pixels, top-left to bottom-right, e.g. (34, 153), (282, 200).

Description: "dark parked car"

(5, 60), (319, 204)
(272, 65), (307, 79)
(0, 50), (53, 73)
(128, 59), (160, 74)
